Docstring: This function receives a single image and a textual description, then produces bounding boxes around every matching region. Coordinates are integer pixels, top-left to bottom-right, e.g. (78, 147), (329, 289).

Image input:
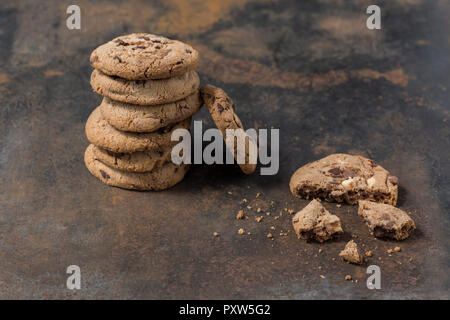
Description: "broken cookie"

(292, 199), (343, 243)
(289, 154), (398, 205)
(339, 240), (363, 264)
(358, 200), (416, 240)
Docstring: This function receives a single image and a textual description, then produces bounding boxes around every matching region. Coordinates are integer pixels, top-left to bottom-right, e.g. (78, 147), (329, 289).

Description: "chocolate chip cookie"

(99, 91), (202, 133)
(292, 199), (343, 242)
(90, 144), (173, 173)
(90, 69), (200, 105)
(289, 154), (398, 205)
(200, 85), (257, 175)
(85, 144), (189, 191)
(358, 200), (416, 240)
(90, 33), (199, 80)
(85, 107), (191, 153)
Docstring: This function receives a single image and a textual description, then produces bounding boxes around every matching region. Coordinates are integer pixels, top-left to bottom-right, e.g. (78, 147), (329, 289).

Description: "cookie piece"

(85, 107), (191, 153)
(91, 144), (173, 173)
(90, 69), (200, 105)
(200, 85), (257, 175)
(85, 144), (189, 191)
(358, 200), (416, 240)
(99, 91), (202, 133)
(289, 154), (398, 205)
(339, 240), (364, 264)
(292, 199), (343, 242)
(90, 33), (199, 80)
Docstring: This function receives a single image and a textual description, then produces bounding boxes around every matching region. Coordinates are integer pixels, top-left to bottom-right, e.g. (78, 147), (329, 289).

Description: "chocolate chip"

(100, 170), (110, 180)
(389, 176), (399, 185)
(154, 45), (161, 49)
(217, 104), (224, 113)
(328, 168), (342, 176)
(373, 227), (386, 238)
(185, 49), (192, 54)
(138, 36), (150, 41)
(153, 39), (161, 43)
(135, 45), (146, 49)
(343, 169), (356, 178)
(176, 61), (183, 65)
(115, 39), (129, 46)
(113, 56), (122, 63)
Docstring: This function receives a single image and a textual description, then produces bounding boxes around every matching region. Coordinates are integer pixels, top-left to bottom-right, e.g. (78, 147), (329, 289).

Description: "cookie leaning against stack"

(84, 33), (201, 190)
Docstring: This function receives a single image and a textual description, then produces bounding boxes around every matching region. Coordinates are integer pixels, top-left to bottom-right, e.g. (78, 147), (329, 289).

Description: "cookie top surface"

(90, 69), (200, 105)
(200, 84), (257, 175)
(85, 106), (191, 153)
(90, 33), (199, 80)
(99, 91), (202, 133)
(289, 153), (398, 205)
(85, 144), (189, 191)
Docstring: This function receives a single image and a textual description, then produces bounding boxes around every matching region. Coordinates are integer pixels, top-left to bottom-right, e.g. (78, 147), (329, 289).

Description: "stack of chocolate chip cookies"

(84, 33), (201, 190)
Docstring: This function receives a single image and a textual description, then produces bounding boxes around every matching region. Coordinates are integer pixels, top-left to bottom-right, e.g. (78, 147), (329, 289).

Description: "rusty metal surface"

(0, 0), (449, 299)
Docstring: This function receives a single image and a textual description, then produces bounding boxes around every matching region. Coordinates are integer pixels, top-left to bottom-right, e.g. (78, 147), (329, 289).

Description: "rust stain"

(352, 68), (410, 87)
(0, 73), (10, 84)
(197, 44), (411, 91)
(156, 0), (258, 35)
(43, 69), (64, 77)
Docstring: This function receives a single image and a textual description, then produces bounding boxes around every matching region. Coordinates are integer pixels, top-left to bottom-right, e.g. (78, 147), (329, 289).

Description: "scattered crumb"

(288, 209), (294, 214)
(345, 275), (352, 281)
(255, 216), (263, 223)
(320, 275), (326, 279)
(242, 198), (248, 203)
(256, 193), (261, 198)
(213, 232), (219, 237)
(394, 246), (401, 252)
(247, 232), (251, 235)
(336, 204), (342, 208)
(318, 248), (323, 253)
(257, 208), (262, 213)
(238, 228), (244, 235)
(274, 216), (279, 220)
(266, 212), (271, 216)
(270, 226), (275, 230)
(267, 233), (273, 238)
(332, 258), (336, 261)
(387, 249), (393, 254)
(247, 205), (252, 210)
(227, 191), (233, 195)
(365, 251), (373, 257)
(318, 266), (322, 270)
(236, 210), (245, 220)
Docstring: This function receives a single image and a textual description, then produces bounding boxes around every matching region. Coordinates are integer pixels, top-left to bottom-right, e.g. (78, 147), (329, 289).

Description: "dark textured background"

(0, 0), (449, 299)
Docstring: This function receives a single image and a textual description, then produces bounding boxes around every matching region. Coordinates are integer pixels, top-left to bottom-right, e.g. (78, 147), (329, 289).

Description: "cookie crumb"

(394, 246), (401, 252)
(267, 233), (273, 238)
(387, 249), (393, 254)
(227, 191), (233, 195)
(213, 232), (219, 237)
(255, 216), (263, 223)
(256, 193), (261, 198)
(320, 275), (326, 279)
(236, 210), (245, 220)
(318, 248), (323, 253)
(247, 205), (252, 210)
(238, 228), (244, 235)
(365, 250), (373, 257)
(288, 209), (294, 214)
(345, 275), (352, 281)
(336, 204), (342, 208)
(257, 208), (262, 213)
